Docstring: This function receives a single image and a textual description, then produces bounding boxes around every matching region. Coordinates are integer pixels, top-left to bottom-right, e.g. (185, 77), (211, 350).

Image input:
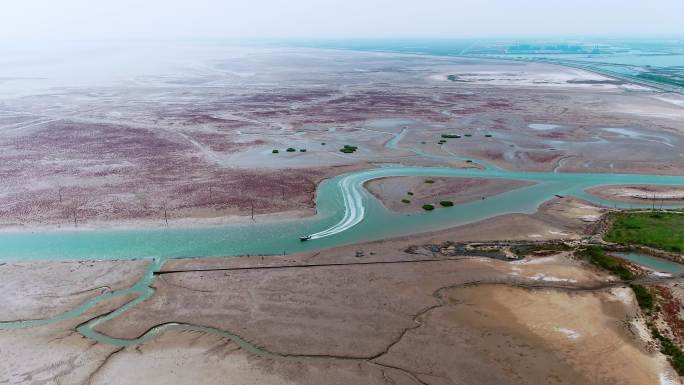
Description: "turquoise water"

(501, 53), (684, 68)
(2, 165), (684, 262)
(614, 252), (684, 274)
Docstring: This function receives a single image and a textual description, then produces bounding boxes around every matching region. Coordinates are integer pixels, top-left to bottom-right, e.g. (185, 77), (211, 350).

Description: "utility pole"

(72, 205), (78, 228)
(163, 203), (168, 227)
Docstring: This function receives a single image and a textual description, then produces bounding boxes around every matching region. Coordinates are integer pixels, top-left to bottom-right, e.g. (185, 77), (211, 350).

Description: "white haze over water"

(1, 0), (683, 41)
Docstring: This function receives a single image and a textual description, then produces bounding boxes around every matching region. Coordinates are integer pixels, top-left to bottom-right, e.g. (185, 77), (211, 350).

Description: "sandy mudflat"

(0, 259), (149, 321)
(0, 210), (678, 384)
(365, 176), (535, 213)
(93, 249), (663, 385)
(587, 184), (684, 205)
(0, 292), (138, 385)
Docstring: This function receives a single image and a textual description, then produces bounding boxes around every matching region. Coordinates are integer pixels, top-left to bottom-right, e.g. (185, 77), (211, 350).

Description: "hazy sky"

(2, 0), (683, 41)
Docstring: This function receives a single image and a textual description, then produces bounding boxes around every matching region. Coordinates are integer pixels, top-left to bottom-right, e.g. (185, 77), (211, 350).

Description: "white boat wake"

(306, 175), (366, 240)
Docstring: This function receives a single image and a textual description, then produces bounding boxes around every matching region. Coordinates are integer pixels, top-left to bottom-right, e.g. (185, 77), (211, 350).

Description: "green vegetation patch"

(441, 134), (461, 139)
(424, 179), (435, 184)
(422, 204), (435, 211)
(511, 242), (572, 256)
(439, 201), (454, 207)
(605, 212), (684, 253)
(300, 149), (307, 152)
(575, 245), (634, 280)
(630, 284), (655, 314)
(286, 147), (296, 152)
(401, 199), (411, 204)
(652, 327), (684, 375)
(340, 145), (358, 154)
(407, 192), (414, 196)
(272, 149), (279, 154)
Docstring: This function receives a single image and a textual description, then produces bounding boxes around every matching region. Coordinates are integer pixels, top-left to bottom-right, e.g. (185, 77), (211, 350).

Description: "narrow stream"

(614, 252), (684, 275)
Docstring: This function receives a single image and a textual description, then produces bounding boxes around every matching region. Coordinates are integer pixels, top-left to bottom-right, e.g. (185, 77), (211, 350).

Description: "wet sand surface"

(2, 45), (684, 384)
(365, 176), (535, 213)
(0, 259), (149, 321)
(2, 195), (678, 385)
(587, 185), (684, 205)
(1, 237), (674, 385)
(2, 46), (684, 230)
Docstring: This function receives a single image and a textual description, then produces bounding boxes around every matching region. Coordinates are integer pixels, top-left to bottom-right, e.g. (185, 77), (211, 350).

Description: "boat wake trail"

(306, 175), (365, 240)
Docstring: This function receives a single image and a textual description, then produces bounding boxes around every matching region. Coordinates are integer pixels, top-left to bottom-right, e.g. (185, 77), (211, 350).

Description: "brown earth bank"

(364, 176), (535, 213)
(587, 185), (684, 205)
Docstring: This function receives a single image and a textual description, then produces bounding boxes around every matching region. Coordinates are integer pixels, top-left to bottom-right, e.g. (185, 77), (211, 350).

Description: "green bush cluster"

(630, 284), (655, 313)
(441, 134), (461, 139)
(652, 327), (684, 375)
(422, 204), (435, 211)
(575, 246), (634, 280)
(340, 145), (358, 154)
(439, 201), (454, 207)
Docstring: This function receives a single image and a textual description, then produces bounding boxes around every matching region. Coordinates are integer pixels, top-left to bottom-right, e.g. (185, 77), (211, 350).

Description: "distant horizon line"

(2, 34), (684, 44)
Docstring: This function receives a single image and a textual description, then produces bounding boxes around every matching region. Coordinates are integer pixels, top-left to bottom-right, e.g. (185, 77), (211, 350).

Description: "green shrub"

(286, 148), (296, 152)
(422, 204), (435, 211)
(340, 144), (358, 154)
(652, 328), (684, 375)
(272, 149), (279, 154)
(485, 134), (493, 138)
(401, 199), (411, 204)
(300, 149), (306, 152)
(439, 201), (454, 207)
(407, 192), (414, 196)
(575, 246), (634, 280)
(630, 284), (655, 313)
(441, 134), (461, 139)
(424, 180), (435, 184)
